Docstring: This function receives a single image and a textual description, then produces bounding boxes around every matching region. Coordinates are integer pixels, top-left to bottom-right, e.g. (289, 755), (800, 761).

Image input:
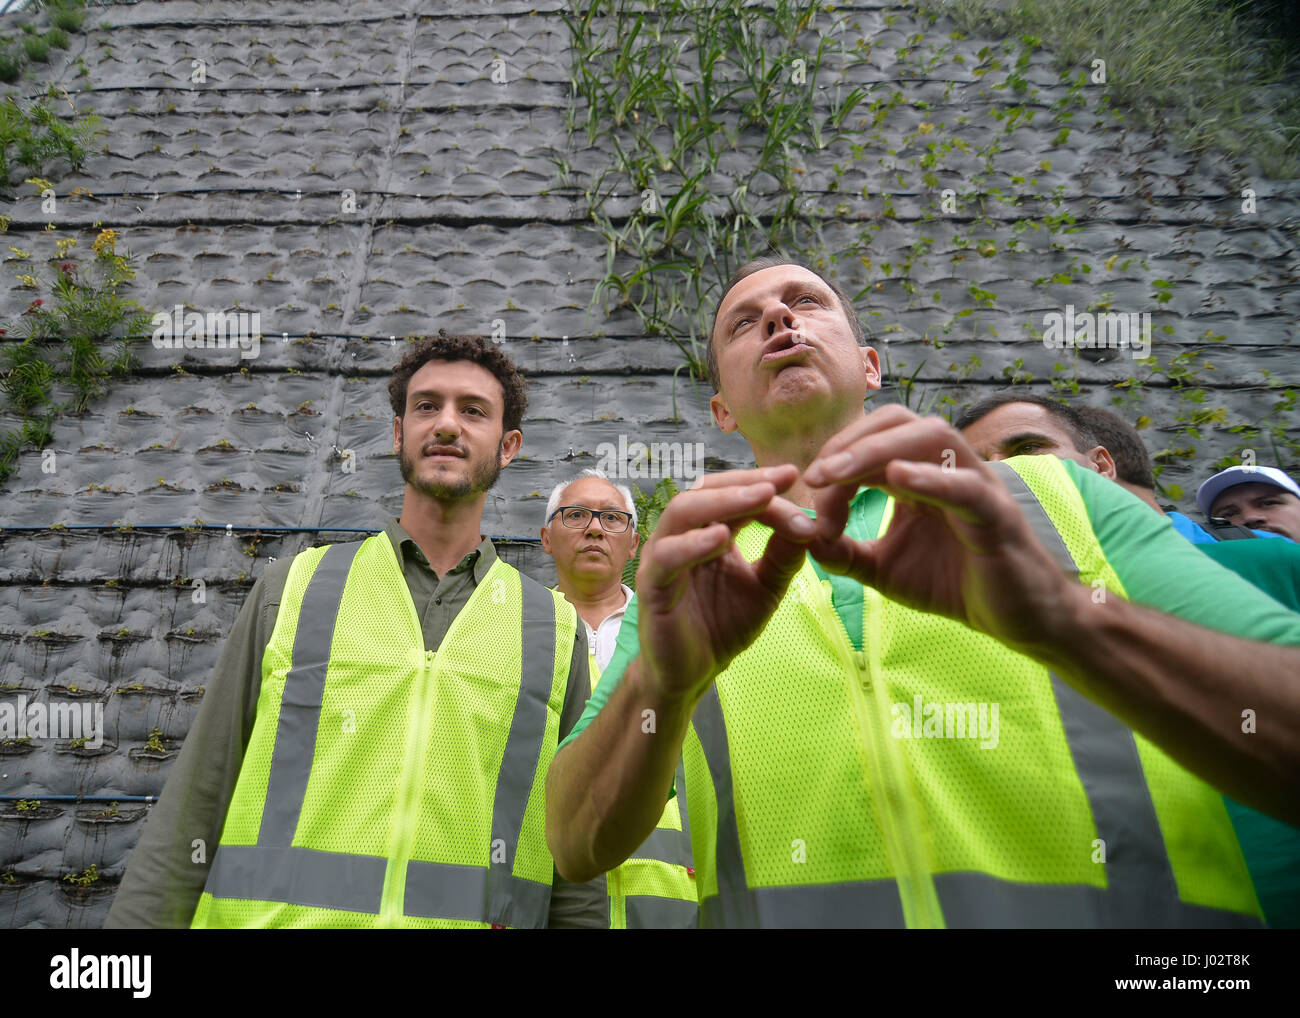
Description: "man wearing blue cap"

(1199, 466), (1300, 544)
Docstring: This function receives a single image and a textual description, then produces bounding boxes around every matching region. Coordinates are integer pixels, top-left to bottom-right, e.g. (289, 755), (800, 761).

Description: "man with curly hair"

(106, 330), (606, 928)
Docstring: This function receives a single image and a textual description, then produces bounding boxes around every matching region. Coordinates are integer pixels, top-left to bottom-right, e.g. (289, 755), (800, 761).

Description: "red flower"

(59, 262), (75, 277)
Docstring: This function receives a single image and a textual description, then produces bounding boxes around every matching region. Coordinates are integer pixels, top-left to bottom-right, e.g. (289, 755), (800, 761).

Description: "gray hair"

(544, 469), (638, 531)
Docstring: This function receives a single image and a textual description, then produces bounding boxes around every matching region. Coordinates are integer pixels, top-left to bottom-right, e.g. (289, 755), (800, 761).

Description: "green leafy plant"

(22, 35), (50, 63)
(14, 798), (41, 812)
(49, 1), (86, 34)
(0, 43), (22, 84)
(621, 477), (680, 589)
(918, 0), (1300, 178)
(0, 87), (104, 186)
(62, 863), (99, 887)
(0, 228), (150, 482)
(561, 1), (869, 382)
(144, 727), (167, 754)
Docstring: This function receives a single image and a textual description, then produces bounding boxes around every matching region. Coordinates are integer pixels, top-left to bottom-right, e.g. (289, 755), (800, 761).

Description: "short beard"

(398, 433), (504, 502)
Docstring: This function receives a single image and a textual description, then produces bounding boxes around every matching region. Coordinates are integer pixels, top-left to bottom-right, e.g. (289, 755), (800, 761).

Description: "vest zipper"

(380, 648), (438, 927)
(814, 578), (946, 930)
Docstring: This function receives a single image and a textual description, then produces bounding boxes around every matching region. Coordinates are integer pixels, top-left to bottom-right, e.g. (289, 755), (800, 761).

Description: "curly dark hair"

(387, 330), (528, 434)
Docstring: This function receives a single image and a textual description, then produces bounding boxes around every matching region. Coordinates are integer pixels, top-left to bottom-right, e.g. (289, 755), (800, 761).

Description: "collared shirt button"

(435, 597), (442, 606)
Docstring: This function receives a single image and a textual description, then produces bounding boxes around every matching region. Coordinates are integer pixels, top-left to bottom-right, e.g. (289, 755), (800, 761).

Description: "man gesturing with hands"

(546, 257), (1300, 928)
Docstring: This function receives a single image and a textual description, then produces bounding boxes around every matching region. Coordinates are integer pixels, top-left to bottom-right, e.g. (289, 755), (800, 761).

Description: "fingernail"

(789, 513), (816, 536)
(820, 451), (853, 477)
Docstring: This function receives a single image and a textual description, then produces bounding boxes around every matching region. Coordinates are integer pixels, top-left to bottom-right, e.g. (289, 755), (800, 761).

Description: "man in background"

(541, 469), (697, 928)
(959, 399), (1300, 927)
(1199, 465), (1300, 543)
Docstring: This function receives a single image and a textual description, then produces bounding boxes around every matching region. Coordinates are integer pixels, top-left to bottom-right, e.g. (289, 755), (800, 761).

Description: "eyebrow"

(408, 388), (497, 407)
(723, 281), (832, 333)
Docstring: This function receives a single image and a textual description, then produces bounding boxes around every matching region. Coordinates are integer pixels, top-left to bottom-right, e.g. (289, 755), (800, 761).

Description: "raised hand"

(634, 464), (818, 703)
(802, 405), (1077, 649)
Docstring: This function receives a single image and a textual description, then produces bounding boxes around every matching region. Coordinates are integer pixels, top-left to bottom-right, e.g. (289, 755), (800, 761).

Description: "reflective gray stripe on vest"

(485, 573), (557, 928)
(692, 463), (1263, 928)
(405, 859), (551, 923)
(694, 685), (760, 928)
(626, 895), (700, 929)
(701, 879), (905, 929)
(204, 844), (385, 913)
(698, 873), (1259, 929)
(988, 460), (1077, 576)
(260, 540), (364, 847)
(203, 541), (559, 927)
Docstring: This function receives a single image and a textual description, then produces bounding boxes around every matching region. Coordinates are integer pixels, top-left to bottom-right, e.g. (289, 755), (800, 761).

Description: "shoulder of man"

(101, 552), (297, 929)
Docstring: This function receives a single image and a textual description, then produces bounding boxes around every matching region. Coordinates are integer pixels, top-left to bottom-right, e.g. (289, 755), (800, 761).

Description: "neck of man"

(557, 572), (628, 632)
(1122, 481), (1165, 514)
(747, 405), (866, 510)
(398, 487), (489, 577)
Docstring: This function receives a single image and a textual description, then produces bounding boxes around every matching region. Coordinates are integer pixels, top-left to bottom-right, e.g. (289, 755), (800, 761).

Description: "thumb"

(808, 533), (879, 588)
(751, 529), (810, 600)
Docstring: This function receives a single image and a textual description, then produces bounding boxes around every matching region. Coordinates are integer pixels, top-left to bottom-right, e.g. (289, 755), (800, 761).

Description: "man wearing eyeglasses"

(540, 469), (698, 928)
(541, 470), (641, 676)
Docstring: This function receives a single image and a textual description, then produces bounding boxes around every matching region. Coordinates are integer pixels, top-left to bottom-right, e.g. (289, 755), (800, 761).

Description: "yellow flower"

(56, 237), (77, 258)
(17, 273), (39, 288)
(918, 122), (935, 134)
(92, 228), (118, 256)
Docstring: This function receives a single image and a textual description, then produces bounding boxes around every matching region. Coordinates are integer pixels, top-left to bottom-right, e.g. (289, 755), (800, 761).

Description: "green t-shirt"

(555, 457), (1300, 921)
(1198, 539), (1300, 614)
(1191, 531), (1300, 928)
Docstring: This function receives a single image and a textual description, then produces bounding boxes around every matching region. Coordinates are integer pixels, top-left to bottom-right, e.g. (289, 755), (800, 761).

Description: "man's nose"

(430, 406), (461, 440)
(765, 304), (795, 334)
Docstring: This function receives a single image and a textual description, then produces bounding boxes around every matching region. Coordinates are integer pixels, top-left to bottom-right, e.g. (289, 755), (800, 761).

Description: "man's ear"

(862, 345), (882, 392)
(393, 415), (402, 455)
(499, 428), (523, 467)
(1088, 446), (1117, 479)
(710, 390), (737, 434)
(539, 525), (552, 555)
(629, 528), (641, 556)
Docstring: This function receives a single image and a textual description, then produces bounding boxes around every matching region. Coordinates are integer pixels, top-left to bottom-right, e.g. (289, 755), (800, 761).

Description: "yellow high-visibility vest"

(681, 457), (1264, 928)
(192, 532), (576, 928)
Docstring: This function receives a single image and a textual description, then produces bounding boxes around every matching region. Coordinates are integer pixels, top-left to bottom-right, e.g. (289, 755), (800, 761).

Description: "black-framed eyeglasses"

(547, 505), (634, 534)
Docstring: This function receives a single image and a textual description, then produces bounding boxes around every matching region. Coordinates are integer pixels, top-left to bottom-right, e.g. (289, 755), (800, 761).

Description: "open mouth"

(760, 331), (814, 366)
(760, 342), (813, 365)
